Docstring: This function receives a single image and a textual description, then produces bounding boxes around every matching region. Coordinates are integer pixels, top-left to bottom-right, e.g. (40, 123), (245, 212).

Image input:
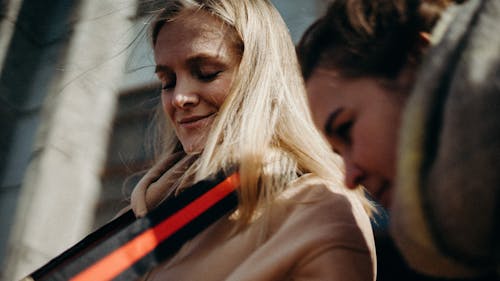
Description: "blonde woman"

(131, 0), (376, 280)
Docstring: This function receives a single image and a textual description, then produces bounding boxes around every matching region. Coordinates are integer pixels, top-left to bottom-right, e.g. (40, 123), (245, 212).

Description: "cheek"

(161, 93), (175, 121)
(351, 117), (398, 178)
(307, 95), (326, 131)
(207, 79), (232, 108)
(351, 122), (385, 169)
(210, 91), (228, 108)
(373, 104), (403, 166)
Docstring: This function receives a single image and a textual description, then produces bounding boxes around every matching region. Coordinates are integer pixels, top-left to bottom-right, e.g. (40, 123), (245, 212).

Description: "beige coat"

(134, 174), (376, 281)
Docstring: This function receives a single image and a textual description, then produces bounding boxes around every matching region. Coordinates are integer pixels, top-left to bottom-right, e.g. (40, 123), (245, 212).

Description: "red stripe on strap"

(70, 173), (240, 281)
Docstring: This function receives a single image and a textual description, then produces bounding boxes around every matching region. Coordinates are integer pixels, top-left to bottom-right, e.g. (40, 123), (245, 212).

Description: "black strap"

(24, 169), (239, 281)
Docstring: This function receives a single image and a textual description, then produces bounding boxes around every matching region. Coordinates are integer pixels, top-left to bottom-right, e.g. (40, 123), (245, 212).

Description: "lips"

(177, 113), (215, 125)
(177, 113), (215, 131)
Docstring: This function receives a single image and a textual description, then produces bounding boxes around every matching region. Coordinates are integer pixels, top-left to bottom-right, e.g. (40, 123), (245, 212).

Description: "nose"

(171, 79), (199, 109)
(344, 158), (364, 189)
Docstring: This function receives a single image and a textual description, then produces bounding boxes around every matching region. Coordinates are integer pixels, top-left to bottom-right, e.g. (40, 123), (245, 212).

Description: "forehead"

(306, 69), (349, 105)
(154, 10), (234, 62)
(306, 67), (407, 117)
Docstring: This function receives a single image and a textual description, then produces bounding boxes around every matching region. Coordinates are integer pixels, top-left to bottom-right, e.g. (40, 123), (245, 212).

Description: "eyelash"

(335, 121), (352, 141)
(162, 81), (175, 90)
(334, 121), (353, 142)
(326, 120), (353, 143)
(197, 70), (222, 81)
(160, 71), (222, 91)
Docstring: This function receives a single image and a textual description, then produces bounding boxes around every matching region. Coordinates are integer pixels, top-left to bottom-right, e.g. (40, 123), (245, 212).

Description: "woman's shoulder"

(273, 173), (374, 243)
(282, 174), (370, 219)
(259, 173), (377, 280)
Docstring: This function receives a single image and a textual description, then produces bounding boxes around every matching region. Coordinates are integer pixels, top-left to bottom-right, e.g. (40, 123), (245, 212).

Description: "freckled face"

(306, 68), (406, 208)
(154, 11), (241, 154)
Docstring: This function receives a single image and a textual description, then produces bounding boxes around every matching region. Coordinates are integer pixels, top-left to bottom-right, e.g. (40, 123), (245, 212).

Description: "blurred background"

(0, 0), (327, 280)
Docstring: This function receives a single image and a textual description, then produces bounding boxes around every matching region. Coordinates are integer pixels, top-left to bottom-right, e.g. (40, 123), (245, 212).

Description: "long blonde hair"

(147, 0), (372, 225)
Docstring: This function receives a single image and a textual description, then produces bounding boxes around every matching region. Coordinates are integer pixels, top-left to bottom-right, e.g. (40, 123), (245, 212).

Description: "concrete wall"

(0, 0), (136, 280)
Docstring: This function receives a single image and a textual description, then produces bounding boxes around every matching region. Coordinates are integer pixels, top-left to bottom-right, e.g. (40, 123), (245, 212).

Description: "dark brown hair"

(297, 0), (452, 81)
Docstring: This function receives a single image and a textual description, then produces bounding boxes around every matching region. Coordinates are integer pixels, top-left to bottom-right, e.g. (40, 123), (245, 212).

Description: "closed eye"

(332, 121), (353, 143)
(161, 80), (176, 90)
(325, 108), (353, 144)
(187, 55), (227, 83)
(155, 65), (176, 91)
(197, 70), (222, 82)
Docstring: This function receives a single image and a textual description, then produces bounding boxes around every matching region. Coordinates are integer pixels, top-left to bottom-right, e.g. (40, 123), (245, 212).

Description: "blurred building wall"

(0, 0), (136, 280)
(0, 1), (325, 280)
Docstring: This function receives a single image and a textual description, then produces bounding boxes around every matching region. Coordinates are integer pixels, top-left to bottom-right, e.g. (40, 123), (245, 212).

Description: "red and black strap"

(26, 170), (239, 281)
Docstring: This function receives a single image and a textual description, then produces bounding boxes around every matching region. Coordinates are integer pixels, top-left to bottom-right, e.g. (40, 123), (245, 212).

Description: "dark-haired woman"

(296, 0), (458, 280)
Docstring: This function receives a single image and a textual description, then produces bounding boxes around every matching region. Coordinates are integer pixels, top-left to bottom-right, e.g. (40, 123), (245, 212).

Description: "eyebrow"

(154, 54), (226, 74)
(324, 107), (344, 135)
(154, 64), (171, 74)
(187, 54), (226, 68)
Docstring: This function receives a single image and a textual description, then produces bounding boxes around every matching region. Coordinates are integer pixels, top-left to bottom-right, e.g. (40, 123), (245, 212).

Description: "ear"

(408, 32), (432, 65)
(418, 31), (432, 50)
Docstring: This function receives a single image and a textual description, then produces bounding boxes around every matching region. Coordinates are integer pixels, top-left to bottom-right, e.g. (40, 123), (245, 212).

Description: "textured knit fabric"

(132, 172), (376, 281)
(390, 0), (500, 278)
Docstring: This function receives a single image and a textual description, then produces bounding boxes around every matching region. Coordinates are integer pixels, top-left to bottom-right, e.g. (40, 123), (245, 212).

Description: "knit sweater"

(391, 0), (500, 278)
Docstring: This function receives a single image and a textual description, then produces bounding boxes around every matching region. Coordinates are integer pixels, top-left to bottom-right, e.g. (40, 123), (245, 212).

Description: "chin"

(184, 148), (202, 155)
(182, 143), (203, 155)
(181, 137), (206, 155)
